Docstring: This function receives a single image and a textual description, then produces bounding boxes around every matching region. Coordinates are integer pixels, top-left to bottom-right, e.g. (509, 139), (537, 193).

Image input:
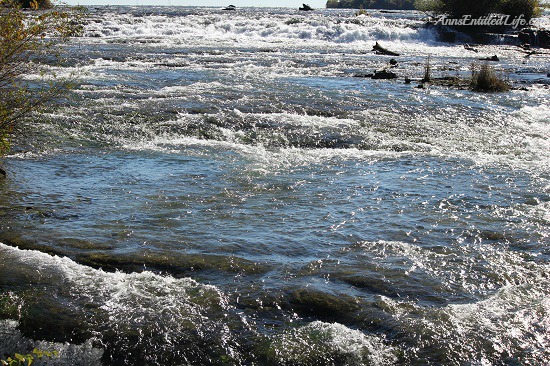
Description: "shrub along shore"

(0, 0), (82, 167)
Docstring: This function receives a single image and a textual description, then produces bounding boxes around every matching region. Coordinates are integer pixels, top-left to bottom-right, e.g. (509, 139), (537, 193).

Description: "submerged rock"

(282, 288), (361, 323)
(17, 291), (93, 344)
(353, 69), (398, 79)
(354, 72), (375, 78)
(77, 251), (271, 276)
(339, 275), (400, 298)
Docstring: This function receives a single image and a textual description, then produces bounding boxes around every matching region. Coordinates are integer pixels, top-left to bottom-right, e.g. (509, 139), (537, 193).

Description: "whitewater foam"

(0, 242), (239, 364)
(378, 275), (550, 364)
(82, 8), (437, 48)
(269, 320), (398, 365)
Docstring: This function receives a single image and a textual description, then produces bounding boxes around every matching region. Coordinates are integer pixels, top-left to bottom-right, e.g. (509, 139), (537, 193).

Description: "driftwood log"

(372, 42), (400, 56)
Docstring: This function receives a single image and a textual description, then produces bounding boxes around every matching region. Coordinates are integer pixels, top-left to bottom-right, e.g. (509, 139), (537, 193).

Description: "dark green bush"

(415, 0), (540, 19)
(498, 0), (539, 21)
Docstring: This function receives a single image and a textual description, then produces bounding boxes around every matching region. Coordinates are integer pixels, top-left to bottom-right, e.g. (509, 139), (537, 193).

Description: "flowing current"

(0, 6), (549, 365)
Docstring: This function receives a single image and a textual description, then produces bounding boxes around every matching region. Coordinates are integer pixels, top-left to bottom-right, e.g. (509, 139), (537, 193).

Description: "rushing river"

(0, 6), (549, 365)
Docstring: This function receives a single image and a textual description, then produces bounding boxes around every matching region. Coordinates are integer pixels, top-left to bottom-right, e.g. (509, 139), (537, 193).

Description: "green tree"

(415, 0), (540, 19)
(14, 0), (53, 9)
(498, 0), (540, 21)
(326, 0), (416, 10)
(0, 0), (83, 156)
(414, 0), (500, 17)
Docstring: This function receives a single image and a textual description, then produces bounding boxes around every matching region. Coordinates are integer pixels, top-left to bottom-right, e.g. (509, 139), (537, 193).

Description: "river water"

(0, 6), (549, 365)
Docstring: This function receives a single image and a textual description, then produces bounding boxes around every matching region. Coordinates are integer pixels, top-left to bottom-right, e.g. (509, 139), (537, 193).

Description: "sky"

(64, 0), (328, 7)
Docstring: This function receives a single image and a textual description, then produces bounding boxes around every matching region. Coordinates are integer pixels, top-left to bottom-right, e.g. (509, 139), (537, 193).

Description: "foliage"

(1, 349), (58, 366)
(326, 0), (416, 10)
(470, 62), (511, 92)
(414, 0), (444, 12)
(356, 5), (369, 14)
(0, 0), (83, 155)
(415, 0), (501, 17)
(13, 0), (53, 9)
(498, 0), (540, 21)
(414, 0), (541, 19)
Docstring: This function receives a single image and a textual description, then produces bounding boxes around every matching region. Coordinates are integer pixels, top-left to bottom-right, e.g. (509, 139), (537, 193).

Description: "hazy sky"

(64, 0), (328, 7)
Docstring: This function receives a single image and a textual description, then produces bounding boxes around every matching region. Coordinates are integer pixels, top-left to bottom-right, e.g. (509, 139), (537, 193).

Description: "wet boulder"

(372, 69), (398, 79)
(479, 55), (499, 61)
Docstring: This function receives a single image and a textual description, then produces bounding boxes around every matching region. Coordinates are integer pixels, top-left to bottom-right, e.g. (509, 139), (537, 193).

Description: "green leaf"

(14, 354), (25, 362)
(31, 349), (42, 358)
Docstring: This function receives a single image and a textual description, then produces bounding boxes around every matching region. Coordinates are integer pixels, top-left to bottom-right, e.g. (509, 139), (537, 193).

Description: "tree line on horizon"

(326, 0), (416, 10)
(326, 0), (541, 21)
